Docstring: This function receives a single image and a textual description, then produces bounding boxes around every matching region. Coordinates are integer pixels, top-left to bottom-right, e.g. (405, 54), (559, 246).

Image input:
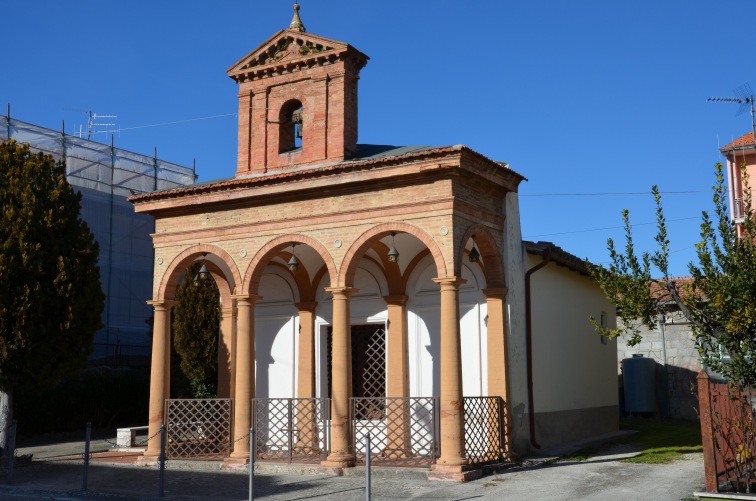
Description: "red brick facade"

(228, 30), (368, 175)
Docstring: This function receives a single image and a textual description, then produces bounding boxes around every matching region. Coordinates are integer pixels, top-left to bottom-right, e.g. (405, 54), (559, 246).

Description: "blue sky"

(4, 1), (755, 277)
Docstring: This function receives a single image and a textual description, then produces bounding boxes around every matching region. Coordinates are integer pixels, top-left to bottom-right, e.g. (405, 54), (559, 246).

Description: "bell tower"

(227, 4), (369, 176)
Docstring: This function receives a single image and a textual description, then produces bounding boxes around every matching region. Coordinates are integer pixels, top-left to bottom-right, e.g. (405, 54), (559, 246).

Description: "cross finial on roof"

(289, 2), (306, 32)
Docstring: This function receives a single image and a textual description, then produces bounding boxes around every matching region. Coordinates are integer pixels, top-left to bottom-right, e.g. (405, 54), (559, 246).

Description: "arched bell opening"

(279, 99), (304, 153)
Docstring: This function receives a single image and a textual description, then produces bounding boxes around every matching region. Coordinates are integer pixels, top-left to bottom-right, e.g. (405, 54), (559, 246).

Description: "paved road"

(0, 439), (705, 500)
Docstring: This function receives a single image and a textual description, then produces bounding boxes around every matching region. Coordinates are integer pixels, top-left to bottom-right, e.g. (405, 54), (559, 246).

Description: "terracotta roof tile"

(649, 276), (695, 302)
(722, 132), (756, 151)
(129, 144), (526, 203)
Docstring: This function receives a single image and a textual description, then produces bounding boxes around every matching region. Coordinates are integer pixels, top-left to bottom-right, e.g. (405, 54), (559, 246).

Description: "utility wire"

(524, 216), (700, 238)
(521, 190), (706, 197)
(86, 113), (238, 135)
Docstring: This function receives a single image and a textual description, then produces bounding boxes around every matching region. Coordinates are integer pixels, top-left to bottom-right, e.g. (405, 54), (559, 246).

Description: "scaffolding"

(0, 114), (197, 357)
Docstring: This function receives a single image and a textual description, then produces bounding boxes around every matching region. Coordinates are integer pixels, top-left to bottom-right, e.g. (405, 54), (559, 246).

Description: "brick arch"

(458, 224), (505, 289)
(339, 223), (447, 287)
(157, 244), (242, 302)
(242, 234), (336, 295)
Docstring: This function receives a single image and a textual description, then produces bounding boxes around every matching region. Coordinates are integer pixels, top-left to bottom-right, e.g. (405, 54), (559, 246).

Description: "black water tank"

(623, 355), (657, 413)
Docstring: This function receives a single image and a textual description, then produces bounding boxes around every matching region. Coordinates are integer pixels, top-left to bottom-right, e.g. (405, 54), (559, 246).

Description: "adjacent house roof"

(523, 241), (591, 276)
(721, 132), (756, 152)
(649, 276), (697, 302)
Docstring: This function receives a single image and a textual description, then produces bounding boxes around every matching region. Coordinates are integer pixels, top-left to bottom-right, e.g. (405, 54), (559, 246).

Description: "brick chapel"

(130, 4), (619, 480)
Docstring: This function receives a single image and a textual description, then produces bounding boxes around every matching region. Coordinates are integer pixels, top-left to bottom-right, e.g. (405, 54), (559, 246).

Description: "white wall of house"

(525, 252), (618, 449)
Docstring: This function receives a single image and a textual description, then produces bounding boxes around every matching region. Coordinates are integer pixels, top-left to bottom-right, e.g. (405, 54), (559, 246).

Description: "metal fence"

(699, 370), (756, 494)
(89, 342), (151, 369)
(164, 398), (232, 459)
(252, 398), (330, 464)
(351, 397), (437, 467)
(463, 396), (506, 465)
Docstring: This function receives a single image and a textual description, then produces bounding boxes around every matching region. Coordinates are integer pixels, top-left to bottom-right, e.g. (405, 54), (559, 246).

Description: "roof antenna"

(708, 83), (756, 142)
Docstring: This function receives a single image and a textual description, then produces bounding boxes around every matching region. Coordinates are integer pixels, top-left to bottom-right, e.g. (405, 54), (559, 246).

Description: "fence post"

(698, 370), (717, 493)
(6, 420), (16, 485)
(82, 422), (91, 491)
(249, 428), (254, 501)
(365, 431), (371, 501)
(158, 423), (166, 498)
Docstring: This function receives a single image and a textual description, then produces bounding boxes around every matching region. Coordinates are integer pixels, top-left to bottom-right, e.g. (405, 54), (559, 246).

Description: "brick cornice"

(149, 197), (456, 245)
(227, 29), (368, 84)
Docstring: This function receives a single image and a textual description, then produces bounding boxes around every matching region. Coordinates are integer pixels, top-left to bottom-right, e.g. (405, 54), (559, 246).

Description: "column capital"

(295, 301), (318, 312)
(383, 295), (408, 306)
(432, 277), (467, 289)
(231, 294), (263, 306)
(325, 286), (358, 299)
(482, 288), (508, 299)
(147, 299), (176, 310)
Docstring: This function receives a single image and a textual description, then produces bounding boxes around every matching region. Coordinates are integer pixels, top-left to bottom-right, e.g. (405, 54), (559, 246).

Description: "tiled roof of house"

(523, 241), (591, 276)
(649, 276), (695, 302)
(721, 132), (756, 151)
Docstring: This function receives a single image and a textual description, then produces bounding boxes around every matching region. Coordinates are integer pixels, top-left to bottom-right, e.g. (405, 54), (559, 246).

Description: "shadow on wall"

(619, 356), (699, 421)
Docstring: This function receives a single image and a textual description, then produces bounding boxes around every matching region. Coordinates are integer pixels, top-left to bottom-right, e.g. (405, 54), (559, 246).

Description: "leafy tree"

(172, 262), (220, 398)
(590, 163), (756, 388)
(0, 140), (104, 449)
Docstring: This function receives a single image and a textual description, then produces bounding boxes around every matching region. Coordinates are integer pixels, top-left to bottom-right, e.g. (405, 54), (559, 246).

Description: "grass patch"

(562, 445), (602, 462)
(619, 418), (703, 464)
(560, 419), (703, 464)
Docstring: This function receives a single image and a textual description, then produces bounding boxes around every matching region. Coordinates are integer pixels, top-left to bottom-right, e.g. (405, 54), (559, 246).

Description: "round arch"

(339, 222), (448, 287)
(157, 244), (242, 302)
(242, 234), (337, 295)
(457, 224), (506, 289)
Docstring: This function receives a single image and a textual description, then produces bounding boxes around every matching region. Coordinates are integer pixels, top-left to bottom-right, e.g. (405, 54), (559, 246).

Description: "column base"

(137, 454), (160, 466)
(381, 447), (414, 459)
(428, 463), (482, 482)
(222, 456), (250, 471)
(321, 453), (355, 468)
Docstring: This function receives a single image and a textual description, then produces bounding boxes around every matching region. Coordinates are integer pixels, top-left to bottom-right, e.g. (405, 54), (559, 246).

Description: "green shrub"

(14, 367), (149, 436)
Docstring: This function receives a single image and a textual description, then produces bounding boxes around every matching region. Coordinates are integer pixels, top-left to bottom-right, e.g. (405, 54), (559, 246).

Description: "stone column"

(295, 302), (318, 398)
(145, 300), (174, 460)
(217, 304), (237, 399)
(229, 294), (261, 461)
(322, 287), (357, 467)
(295, 302), (318, 450)
(432, 277), (469, 471)
(483, 288), (511, 456)
(384, 295), (410, 458)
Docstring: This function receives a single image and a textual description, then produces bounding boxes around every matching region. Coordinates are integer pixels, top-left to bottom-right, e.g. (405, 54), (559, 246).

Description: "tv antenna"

(77, 110), (118, 141)
(708, 83), (756, 141)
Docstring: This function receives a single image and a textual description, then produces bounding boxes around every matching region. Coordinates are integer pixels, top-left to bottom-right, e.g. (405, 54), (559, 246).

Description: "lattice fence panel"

(463, 396), (506, 465)
(352, 397), (436, 467)
(165, 399), (232, 458)
(253, 398), (329, 463)
(352, 326), (386, 419)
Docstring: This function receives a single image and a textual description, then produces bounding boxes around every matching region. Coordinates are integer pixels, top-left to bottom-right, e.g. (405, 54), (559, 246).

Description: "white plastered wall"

(526, 254), (618, 413)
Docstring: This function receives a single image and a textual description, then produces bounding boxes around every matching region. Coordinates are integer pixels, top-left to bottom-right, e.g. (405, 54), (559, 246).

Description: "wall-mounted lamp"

(469, 235), (481, 263)
(288, 243), (300, 272)
(387, 232), (399, 263)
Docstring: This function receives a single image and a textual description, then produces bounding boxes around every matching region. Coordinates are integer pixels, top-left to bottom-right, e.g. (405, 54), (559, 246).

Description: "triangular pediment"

(227, 30), (355, 79)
